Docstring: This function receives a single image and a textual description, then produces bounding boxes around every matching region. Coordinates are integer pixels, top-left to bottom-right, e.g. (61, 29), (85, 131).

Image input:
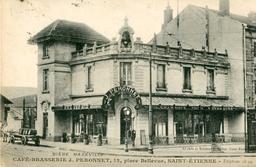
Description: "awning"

(53, 96), (103, 111)
(141, 96), (243, 111)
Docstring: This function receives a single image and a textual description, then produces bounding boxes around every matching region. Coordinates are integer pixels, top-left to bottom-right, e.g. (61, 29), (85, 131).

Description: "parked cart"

(10, 128), (40, 146)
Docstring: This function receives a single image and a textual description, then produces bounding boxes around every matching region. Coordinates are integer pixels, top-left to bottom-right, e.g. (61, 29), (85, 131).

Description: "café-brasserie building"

(29, 18), (245, 145)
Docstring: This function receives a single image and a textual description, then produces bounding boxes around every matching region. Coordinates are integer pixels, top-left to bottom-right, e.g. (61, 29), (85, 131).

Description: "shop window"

(183, 67), (192, 91)
(120, 62), (132, 86)
(85, 113), (107, 137)
(85, 66), (93, 92)
(207, 69), (215, 93)
(42, 69), (49, 93)
(156, 64), (166, 91)
(174, 111), (224, 137)
(74, 114), (84, 135)
(42, 44), (49, 59)
(153, 110), (168, 137)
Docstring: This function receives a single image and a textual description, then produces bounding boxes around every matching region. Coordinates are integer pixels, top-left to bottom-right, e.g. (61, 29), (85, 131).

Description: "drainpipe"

(242, 24), (248, 152)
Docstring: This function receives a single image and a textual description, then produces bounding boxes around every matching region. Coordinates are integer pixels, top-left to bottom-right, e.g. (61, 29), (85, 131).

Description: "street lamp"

(123, 107), (131, 152)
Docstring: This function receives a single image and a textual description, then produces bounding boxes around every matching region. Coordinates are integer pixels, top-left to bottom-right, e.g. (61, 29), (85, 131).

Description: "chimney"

(219, 0), (230, 16)
(162, 3), (173, 29)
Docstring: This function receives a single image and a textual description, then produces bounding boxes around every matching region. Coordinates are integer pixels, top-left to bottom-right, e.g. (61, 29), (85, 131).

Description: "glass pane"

(157, 65), (165, 88)
(183, 67), (191, 89)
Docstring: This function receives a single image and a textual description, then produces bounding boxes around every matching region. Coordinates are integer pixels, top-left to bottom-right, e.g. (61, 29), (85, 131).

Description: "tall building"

(157, 0), (256, 112)
(29, 17), (245, 145)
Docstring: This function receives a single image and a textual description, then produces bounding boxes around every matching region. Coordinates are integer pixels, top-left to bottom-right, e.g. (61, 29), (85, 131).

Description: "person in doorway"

(131, 130), (136, 147)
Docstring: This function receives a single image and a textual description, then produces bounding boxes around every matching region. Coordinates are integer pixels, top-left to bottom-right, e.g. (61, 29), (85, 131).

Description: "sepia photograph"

(1, 0), (256, 167)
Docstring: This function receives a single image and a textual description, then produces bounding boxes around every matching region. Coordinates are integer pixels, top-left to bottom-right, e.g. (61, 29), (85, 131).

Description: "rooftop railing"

(71, 41), (229, 65)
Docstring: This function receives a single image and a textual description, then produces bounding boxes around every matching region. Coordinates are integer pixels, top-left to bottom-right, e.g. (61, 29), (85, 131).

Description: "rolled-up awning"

(141, 96), (244, 111)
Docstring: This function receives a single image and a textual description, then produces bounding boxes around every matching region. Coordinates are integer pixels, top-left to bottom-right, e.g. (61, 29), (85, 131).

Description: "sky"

(1, 0), (256, 88)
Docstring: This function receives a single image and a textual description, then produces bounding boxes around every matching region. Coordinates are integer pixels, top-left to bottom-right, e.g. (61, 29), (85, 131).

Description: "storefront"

(52, 86), (245, 146)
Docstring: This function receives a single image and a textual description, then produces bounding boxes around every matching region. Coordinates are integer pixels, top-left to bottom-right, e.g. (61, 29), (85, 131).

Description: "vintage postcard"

(1, 0), (256, 167)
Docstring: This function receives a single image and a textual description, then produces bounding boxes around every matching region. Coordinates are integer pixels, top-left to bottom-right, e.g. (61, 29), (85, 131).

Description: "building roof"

(9, 109), (23, 120)
(11, 94), (37, 108)
(29, 19), (110, 44)
(0, 94), (12, 104)
(189, 5), (256, 27)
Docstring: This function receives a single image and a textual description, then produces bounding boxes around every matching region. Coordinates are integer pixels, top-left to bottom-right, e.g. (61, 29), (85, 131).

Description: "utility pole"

(148, 34), (156, 154)
(148, 50), (153, 154)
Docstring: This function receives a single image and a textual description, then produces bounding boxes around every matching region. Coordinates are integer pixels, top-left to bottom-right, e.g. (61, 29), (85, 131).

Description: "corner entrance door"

(43, 112), (48, 139)
(120, 107), (132, 144)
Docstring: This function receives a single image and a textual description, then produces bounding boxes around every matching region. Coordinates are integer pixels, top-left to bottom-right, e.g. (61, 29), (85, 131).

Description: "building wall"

(71, 57), (229, 97)
(159, 6), (244, 107)
(6, 111), (21, 131)
(37, 41), (74, 140)
(71, 60), (113, 95)
(245, 31), (256, 109)
(227, 112), (244, 134)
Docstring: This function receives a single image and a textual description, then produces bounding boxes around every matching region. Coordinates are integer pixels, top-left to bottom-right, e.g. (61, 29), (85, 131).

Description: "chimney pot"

(219, 0), (230, 16)
(163, 3), (173, 26)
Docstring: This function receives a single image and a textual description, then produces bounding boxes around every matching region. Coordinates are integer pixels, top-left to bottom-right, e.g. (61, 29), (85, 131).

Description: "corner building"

(29, 18), (244, 145)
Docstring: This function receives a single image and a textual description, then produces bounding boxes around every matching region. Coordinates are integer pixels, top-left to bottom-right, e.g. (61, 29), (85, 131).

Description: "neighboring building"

(2, 94), (37, 131)
(156, 0), (256, 112)
(10, 95), (37, 130)
(0, 94), (12, 128)
(30, 18), (244, 145)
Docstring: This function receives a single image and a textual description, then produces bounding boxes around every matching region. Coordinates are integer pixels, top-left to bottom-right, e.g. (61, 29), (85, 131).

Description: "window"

(42, 69), (49, 92)
(254, 41), (256, 57)
(85, 66), (93, 91)
(153, 110), (168, 137)
(76, 43), (84, 51)
(157, 64), (166, 89)
(207, 69), (215, 92)
(42, 44), (49, 58)
(120, 62), (132, 86)
(183, 67), (192, 90)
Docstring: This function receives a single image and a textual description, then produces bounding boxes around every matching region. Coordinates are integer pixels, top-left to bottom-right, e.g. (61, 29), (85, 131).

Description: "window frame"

(182, 66), (192, 92)
(42, 43), (49, 59)
(120, 62), (132, 86)
(42, 69), (49, 93)
(156, 64), (167, 91)
(85, 65), (94, 92)
(206, 68), (216, 94)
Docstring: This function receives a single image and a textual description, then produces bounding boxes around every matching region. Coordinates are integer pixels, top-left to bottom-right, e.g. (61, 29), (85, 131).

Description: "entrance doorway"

(120, 107), (132, 144)
(43, 112), (48, 139)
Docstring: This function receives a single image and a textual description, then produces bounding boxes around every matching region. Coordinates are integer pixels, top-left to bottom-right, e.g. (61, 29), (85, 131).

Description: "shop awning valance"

(53, 96), (103, 111)
(141, 96), (244, 111)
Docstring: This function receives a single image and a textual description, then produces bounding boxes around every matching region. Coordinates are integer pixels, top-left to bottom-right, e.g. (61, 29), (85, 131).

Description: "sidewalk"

(40, 140), (256, 157)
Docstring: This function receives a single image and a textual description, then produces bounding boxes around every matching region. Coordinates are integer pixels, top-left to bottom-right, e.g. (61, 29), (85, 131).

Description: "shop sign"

(102, 86), (142, 109)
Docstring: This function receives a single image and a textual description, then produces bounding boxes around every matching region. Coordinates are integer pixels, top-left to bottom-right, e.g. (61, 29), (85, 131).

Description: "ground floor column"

(168, 109), (174, 144)
(106, 110), (120, 145)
